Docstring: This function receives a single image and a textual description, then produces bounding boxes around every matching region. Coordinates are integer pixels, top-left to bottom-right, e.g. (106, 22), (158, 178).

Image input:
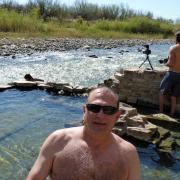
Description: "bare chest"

(50, 144), (128, 180)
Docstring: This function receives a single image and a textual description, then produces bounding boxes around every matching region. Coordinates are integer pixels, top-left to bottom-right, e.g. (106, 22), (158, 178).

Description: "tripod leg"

(147, 58), (154, 70)
(139, 55), (154, 70)
(139, 58), (147, 68)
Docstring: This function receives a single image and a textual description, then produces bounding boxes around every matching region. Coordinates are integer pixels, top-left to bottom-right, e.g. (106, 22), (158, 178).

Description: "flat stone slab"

(37, 83), (52, 89)
(0, 85), (13, 91)
(145, 113), (180, 127)
(12, 80), (37, 87)
(127, 127), (153, 141)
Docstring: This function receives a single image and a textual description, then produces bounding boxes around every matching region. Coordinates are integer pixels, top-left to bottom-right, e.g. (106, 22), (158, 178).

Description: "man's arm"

(26, 132), (58, 180)
(166, 47), (175, 67)
(127, 144), (141, 180)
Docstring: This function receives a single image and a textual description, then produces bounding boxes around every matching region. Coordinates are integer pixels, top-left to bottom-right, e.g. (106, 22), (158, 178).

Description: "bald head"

(87, 86), (119, 108)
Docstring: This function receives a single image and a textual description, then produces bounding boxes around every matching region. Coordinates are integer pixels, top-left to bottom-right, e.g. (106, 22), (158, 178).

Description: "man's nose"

(96, 108), (105, 116)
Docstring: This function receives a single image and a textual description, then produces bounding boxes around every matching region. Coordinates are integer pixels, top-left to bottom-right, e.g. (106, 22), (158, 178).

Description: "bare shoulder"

(113, 133), (140, 168)
(42, 126), (84, 152)
(112, 134), (140, 179)
(49, 126), (83, 142)
(170, 44), (180, 52)
(113, 133), (137, 152)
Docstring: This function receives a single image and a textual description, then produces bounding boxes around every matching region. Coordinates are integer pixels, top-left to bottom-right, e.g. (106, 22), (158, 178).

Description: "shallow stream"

(0, 43), (179, 179)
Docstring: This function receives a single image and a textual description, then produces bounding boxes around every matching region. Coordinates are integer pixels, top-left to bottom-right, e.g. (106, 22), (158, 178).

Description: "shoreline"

(0, 37), (173, 56)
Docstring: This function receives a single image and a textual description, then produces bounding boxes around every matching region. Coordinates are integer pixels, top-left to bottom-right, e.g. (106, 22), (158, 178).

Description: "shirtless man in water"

(26, 86), (140, 180)
(160, 31), (180, 116)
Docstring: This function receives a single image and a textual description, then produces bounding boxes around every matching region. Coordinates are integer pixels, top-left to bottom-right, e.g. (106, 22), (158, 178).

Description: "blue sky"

(16, 0), (180, 21)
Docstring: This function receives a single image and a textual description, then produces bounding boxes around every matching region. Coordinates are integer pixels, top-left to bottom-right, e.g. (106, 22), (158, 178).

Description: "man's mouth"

(93, 122), (106, 125)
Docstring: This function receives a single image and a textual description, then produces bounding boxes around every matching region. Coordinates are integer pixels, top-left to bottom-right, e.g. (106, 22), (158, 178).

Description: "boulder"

(145, 113), (180, 130)
(127, 127), (154, 142)
(157, 137), (176, 152)
(126, 115), (146, 127)
(144, 121), (157, 134)
(119, 102), (138, 117)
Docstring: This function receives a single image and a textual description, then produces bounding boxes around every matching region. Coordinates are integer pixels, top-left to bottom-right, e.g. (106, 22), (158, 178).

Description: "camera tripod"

(139, 54), (154, 70)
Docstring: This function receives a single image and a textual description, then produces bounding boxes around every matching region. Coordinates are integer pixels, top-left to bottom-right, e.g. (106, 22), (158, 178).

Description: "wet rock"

(73, 86), (87, 94)
(119, 102), (138, 117)
(145, 113), (180, 130)
(81, 45), (90, 50)
(127, 127), (154, 142)
(89, 54), (98, 58)
(126, 115), (146, 127)
(62, 85), (74, 93)
(3, 53), (11, 56)
(0, 85), (13, 91)
(11, 80), (37, 87)
(12, 55), (16, 59)
(152, 126), (170, 145)
(145, 121), (157, 134)
(37, 83), (52, 90)
(157, 136), (176, 152)
(24, 74), (44, 82)
(114, 103), (158, 142)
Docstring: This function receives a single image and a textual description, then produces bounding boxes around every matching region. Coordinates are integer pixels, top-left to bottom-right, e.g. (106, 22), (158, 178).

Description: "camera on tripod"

(159, 58), (168, 64)
(143, 45), (151, 55)
(139, 44), (154, 70)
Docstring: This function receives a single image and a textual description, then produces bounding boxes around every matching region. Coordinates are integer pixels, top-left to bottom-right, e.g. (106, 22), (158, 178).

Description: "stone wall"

(110, 68), (180, 112)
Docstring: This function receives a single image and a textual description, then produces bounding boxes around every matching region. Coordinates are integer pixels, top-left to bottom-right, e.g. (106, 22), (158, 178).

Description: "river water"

(0, 43), (180, 179)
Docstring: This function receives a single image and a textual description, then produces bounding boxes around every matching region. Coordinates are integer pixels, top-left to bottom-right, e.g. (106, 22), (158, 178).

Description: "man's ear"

(115, 110), (121, 119)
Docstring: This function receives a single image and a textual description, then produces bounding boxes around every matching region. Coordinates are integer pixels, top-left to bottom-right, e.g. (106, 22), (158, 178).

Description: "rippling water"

(0, 43), (170, 86)
(1, 43), (179, 179)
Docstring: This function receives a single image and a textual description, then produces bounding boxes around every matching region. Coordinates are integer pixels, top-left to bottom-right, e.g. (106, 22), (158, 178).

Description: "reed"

(0, 3), (176, 39)
(94, 17), (173, 35)
(0, 9), (53, 33)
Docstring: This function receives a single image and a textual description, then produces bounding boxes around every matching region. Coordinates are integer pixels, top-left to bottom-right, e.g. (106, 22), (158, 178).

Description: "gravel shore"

(0, 37), (173, 57)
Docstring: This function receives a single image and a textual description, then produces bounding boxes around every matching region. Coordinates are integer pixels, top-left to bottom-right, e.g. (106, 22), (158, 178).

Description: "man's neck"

(82, 127), (113, 149)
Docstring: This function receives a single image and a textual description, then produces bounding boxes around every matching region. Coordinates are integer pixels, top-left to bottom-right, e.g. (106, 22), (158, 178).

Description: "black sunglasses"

(86, 104), (118, 115)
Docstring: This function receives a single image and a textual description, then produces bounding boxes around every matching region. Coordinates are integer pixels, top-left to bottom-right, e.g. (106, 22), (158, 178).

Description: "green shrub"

(94, 17), (173, 36)
(0, 9), (53, 33)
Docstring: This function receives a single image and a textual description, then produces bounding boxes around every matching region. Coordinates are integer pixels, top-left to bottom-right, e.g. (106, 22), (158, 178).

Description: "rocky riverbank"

(0, 37), (173, 56)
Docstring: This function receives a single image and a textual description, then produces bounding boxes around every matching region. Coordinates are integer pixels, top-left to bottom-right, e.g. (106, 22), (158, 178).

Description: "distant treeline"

(0, 0), (173, 21)
(0, 0), (179, 37)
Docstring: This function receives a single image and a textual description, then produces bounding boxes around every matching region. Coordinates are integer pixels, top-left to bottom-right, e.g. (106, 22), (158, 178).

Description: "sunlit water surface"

(0, 44), (170, 86)
(0, 43), (179, 179)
